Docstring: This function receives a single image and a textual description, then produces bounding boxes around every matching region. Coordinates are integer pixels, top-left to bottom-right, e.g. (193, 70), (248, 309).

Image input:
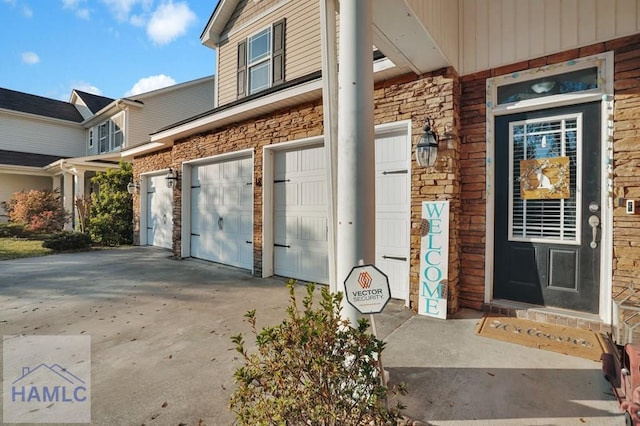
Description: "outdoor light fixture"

(126, 180), (139, 194)
(165, 168), (178, 189)
(415, 119), (439, 168)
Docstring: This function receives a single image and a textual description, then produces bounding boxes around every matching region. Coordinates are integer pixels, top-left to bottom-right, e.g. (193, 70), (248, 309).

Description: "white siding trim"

(223, 0), (291, 41)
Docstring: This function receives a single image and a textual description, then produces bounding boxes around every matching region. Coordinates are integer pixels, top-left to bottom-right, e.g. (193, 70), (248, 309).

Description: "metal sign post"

(343, 263), (391, 386)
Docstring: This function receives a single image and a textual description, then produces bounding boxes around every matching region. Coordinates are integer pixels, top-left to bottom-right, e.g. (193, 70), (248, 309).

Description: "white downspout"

(320, 0), (339, 295)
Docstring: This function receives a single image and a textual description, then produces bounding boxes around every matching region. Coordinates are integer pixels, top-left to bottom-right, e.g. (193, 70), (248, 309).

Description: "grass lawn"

(0, 237), (53, 260)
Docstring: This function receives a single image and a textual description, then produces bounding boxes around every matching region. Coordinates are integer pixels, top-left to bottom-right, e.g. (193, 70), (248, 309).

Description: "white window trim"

(247, 26), (272, 95)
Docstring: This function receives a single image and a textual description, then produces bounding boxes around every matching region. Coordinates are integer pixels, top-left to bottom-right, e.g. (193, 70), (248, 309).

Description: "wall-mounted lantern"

(126, 180), (139, 194)
(415, 119), (439, 168)
(165, 168), (178, 189)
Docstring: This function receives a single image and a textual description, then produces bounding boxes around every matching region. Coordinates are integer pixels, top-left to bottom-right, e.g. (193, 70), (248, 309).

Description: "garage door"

(273, 130), (410, 299)
(273, 145), (329, 283)
(190, 157), (253, 270)
(146, 174), (173, 249)
(375, 130), (411, 299)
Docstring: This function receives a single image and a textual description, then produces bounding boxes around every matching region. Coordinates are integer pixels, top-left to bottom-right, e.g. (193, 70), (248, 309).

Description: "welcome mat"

(475, 314), (608, 361)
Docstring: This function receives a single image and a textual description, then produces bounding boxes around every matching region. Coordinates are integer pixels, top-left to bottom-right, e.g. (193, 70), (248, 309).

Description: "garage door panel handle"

(274, 179), (291, 183)
(192, 233), (201, 236)
(382, 169), (408, 175)
(274, 243), (290, 248)
(382, 255), (407, 261)
(246, 240), (252, 244)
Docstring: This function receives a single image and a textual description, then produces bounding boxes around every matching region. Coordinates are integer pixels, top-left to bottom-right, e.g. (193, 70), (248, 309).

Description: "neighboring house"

(128, 0), (640, 338)
(0, 76), (215, 229)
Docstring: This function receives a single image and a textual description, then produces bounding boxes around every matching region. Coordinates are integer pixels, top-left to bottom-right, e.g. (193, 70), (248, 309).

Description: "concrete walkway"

(0, 247), (622, 425)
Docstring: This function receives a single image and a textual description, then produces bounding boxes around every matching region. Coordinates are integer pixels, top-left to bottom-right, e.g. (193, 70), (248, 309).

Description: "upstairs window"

(98, 122), (109, 153)
(112, 114), (123, 149)
(88, 129), (93, 148)
(96, 113), (125, 153)
(237, 18), (285, 98)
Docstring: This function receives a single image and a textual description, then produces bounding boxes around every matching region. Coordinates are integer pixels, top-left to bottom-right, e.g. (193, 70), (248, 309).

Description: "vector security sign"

(344, 264), (391, 314)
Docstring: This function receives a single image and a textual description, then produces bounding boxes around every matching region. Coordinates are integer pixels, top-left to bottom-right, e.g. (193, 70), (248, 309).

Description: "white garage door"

(190, 157), (253, 270)
(375, 130), (411, 299)
(146, 174), (173, 249)
(273, 145), (329, 283)
(273, 130), (411, 299)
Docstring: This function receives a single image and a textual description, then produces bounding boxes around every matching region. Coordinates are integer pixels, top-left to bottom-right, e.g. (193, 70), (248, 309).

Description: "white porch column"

(62, 172), (74, 231)
(336, 0), (375, 326)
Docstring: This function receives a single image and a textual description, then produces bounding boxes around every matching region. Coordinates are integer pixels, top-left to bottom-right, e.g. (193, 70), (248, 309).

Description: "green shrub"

(42, 232), (92, 251)
(0, 222), (31, 238)
(230, 280), (406, 425)
(88, 161), (133, 246)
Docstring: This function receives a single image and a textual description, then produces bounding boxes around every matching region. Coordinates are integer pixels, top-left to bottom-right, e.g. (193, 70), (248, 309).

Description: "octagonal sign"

(343, 264), (391, 314)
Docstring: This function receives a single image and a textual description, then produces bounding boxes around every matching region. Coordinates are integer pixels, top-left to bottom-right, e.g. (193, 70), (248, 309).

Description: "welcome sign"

(419, 200), (449, 319)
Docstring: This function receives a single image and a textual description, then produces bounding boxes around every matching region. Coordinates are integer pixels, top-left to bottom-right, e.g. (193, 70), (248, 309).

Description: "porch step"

(482, 299), (612, 335)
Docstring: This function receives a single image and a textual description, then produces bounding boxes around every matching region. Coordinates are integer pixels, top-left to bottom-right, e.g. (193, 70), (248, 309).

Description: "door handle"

(588, 215), (600, 249)
(218, 216), (223, 230)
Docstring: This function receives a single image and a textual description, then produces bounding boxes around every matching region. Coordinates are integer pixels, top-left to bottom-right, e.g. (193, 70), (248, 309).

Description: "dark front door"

(494, 102), (601, 313)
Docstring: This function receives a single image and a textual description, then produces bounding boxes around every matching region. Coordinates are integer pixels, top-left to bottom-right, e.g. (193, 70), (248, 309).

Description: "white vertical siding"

(405, 0), (460, 70)
(126, 78), (215, 149)
(0, 114), (85, 157)
(460, 0), (640, 75)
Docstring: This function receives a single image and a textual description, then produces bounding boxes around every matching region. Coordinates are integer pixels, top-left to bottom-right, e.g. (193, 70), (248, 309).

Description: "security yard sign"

(344, 264), (391, 314)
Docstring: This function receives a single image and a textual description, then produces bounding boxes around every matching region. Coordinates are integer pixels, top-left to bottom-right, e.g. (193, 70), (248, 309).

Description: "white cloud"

(101, 0), (151, 22)
(3, 0), (32, 17)
(62, 0), (90, 19)
(146, 1), (195, 45)
(21, 51), (40, 65)
(125, 74), (176, 96)
(72, 81), (103, 96)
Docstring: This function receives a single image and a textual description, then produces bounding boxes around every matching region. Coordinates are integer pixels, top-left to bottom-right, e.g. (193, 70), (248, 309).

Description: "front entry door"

(494, 102), (601, 313)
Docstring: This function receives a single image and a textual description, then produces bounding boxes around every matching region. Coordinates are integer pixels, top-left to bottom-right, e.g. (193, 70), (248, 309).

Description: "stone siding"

(133, 69), (461, 314)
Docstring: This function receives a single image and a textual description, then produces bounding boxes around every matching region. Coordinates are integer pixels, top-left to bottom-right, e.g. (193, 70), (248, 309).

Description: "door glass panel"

(510, 115), (580, 243)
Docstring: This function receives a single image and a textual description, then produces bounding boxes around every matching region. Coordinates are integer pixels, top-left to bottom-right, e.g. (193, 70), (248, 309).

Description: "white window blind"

(509, 115), (580, 243)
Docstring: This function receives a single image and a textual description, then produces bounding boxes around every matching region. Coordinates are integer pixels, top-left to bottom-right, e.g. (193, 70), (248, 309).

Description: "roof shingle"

(0, 87), (84, 122)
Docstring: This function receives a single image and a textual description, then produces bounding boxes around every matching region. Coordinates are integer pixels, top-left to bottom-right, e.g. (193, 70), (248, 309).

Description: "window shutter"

(272, 18), (286, 86)
(237, 39), (247, 98)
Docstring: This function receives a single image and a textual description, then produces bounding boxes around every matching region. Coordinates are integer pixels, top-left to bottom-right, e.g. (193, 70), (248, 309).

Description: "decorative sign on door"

(519, 156), (570, 200)
(419, 200), (449, 319)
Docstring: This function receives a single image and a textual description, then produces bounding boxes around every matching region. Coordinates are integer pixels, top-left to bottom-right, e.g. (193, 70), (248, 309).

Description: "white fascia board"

(0, 164), (51, 176)
(151, 78), (323, 144)
(201, 0), (239, 48)
(120, 141), (171, 159)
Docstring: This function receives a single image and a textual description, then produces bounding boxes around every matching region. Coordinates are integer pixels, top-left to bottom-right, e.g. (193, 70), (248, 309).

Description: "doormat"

(475, 314), (608, 361)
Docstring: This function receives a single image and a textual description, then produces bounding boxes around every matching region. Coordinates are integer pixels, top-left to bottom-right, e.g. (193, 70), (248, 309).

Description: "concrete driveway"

(0, 247), (622, 425)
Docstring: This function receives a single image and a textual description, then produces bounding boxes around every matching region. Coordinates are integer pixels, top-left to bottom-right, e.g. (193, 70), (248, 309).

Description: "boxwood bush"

(42, 232), (92, 251)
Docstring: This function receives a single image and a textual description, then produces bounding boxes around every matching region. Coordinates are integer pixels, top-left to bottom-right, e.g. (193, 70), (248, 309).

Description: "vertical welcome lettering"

(418, 201), (449, 319)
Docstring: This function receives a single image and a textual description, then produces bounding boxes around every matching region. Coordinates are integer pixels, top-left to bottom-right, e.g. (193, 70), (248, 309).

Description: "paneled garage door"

(375, 130), (411, 299)
(146, 174), (173, 249)
(273, 145), (329, 283)
(273, 129), (410, 300)
(190, 157), (253, 270)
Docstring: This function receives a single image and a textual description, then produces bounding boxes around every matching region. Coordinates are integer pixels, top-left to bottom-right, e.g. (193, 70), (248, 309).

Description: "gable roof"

(0, 87), (84, 122)
(0, 149), (65, 167)
(73, 90), (114, 114)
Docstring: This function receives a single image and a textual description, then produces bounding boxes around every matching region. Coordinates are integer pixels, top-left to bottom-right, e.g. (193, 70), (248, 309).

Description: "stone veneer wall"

(132, 68), (461, 314)
(458, 33), (640, 312)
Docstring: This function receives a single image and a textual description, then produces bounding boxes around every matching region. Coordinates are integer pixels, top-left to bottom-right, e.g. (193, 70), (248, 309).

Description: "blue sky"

(0, 0), (219, 101)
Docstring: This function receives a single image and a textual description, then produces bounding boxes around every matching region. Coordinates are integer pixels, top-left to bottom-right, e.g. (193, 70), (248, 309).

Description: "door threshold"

(483, 299), (611, 335)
